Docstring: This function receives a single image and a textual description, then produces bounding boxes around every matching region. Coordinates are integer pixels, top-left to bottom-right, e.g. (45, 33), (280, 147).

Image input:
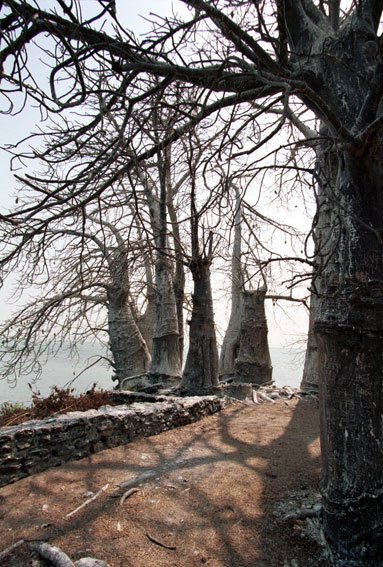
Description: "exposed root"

(0, 539), (26, 561)
(146, 532), (177, 550)
(119, 487), (140, 505)
(285, 503), (322, 521)
(66, 484), (109, 518)
(29, 541), (75, 567)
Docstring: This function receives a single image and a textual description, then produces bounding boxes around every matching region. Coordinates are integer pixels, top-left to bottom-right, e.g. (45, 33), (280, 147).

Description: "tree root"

(285, 503), (322, 521)
(66, 484), (109, 518)
(0, 539), (26, 561)
(120, 487), (140, 505)
(29, 541), (75, 567)
(146, 532), (177, 550)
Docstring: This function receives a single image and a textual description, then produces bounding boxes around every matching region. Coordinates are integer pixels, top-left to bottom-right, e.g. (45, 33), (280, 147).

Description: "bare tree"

(0, 203), (151, 387)
(218, 185), (244, 381)
(2, 1), (383, 561)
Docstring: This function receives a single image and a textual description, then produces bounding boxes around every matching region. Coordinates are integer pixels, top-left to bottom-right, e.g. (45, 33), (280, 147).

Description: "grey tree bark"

(234, 288), (273, 386)
(167, 188), (186, 366)
(219, 187), (244, 381)
(144, 148), (181, 383)
(107, 281), (151, 386)
(300, 292), (320, 393)
(301, 130), (337, 393)
(180, 256), (219, 393)
(180, 160), (219, 393)
(136, 259), (156, 356)
(281, 6), (383, 561)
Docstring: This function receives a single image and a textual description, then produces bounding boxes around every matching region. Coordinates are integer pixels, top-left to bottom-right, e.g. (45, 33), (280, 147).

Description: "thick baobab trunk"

(234, 289), (272, 386)
(219, 189), (243, 381)
(168, 199), (185, 365)
(148, 256), (181, 382)
(317, 149), (383, 563)
(300, 292), (319, 393)
(137, 289), (156, 355)
(107, 285), (151, 387)
(137, 260), (156, 355)
(301, 133), (335, 393)
(181, 258), (219, 394)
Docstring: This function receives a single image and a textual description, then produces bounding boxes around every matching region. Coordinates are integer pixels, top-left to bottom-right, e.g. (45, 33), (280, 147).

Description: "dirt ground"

(0, 398), (329, 567)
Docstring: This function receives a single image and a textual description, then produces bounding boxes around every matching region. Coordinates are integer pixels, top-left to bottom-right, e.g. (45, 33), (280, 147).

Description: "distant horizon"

(0, 345), (304, 406)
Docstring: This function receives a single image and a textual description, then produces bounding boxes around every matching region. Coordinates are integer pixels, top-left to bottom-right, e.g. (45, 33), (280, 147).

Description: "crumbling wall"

(0, 395), (225, 487)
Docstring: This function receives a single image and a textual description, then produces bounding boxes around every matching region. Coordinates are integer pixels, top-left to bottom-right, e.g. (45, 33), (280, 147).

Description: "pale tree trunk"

(167, 198), (185, 366)
(107, 284), (151, 387)
(146, 148), (181, 382)
(219, 187), (243, 381)
(136, 259), (156, 355)
(300, 292), (319, 392)
(301, 131), (336, 393)
(234, 289), (272, 386)
(149, 254), (181, 381)
(180, 257), (219, 393)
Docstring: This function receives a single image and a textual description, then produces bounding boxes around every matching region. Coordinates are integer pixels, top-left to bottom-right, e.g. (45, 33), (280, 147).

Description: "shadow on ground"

(0, 398), (326, 566)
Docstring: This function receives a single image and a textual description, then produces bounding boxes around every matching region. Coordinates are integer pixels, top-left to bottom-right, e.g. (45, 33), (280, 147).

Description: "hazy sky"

(0, 1), (310, 350)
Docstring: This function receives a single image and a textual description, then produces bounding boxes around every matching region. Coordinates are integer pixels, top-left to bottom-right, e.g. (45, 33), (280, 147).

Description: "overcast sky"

(0, 1), (310, 350)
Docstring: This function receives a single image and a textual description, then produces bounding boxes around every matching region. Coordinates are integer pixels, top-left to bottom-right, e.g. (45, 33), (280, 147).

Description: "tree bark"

(300, 292), (319, 393)
(141, 148), (182, 383)
(107, 284), (151, 387)
(137, 260), (156, 355)
(301, 130), (336, 393)
(219, 188), (243, 381)
(317, 147), (383, 564)
(180, 258), (219, 394)
(234, 289), (273, 386)
(149, 254), (182, 382)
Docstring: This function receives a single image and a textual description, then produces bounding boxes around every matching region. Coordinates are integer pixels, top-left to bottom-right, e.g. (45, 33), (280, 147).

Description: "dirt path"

(0, 398), (328, 566)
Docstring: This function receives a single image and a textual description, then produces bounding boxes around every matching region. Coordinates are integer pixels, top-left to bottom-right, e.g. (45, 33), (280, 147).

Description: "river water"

(0, 345), (304, 405)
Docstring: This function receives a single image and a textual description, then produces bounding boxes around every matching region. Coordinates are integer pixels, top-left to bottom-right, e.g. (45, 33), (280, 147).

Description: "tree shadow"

(0, 399), (323, 566)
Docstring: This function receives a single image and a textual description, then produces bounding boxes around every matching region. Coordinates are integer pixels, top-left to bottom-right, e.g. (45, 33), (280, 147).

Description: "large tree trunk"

(167, 198), (185, 365)
(149, 255), (182, 382)
(142, 148), (181, 383)
(137, 260), (156, 355)
(317, 147), (383, 563)
(219, 188), (243, 381)
(107, 285), (151, 387)
(234, 289), (272, 386)
(301, 131), (336, 393)
(180, 258), (219, 394)
(300, 292), (319, 392)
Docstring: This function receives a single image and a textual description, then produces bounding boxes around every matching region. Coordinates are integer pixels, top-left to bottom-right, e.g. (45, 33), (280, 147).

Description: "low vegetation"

(0, 385), (112, 428)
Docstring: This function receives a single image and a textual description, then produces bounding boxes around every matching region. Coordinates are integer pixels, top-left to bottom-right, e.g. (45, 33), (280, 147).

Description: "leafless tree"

(0, 206), (152, 386)
(2, 1), (383, 561)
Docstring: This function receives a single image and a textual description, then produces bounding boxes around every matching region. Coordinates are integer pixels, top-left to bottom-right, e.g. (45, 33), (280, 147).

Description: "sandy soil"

(0, 397), (329, 566)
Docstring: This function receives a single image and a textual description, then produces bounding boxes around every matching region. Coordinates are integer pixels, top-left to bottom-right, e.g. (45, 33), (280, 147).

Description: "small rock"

(75, 558), (108, 567)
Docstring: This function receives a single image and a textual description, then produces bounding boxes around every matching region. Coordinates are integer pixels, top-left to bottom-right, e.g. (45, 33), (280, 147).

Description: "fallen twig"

(120, 487), (140, 505)
(29, 541), (75, 567)
(66, 483), (109, 518)
(146, 532), (177, 550)
(0, 539), (25, 561)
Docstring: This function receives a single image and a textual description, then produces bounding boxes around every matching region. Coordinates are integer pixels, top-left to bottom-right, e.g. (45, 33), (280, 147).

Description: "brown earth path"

(0, 398), (328, 566)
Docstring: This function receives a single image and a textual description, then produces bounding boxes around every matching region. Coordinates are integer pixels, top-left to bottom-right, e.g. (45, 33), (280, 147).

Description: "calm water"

(0, 345), (304, 405)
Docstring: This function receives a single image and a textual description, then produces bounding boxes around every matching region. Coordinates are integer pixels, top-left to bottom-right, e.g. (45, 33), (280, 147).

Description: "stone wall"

(0, 395), (225, 487)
